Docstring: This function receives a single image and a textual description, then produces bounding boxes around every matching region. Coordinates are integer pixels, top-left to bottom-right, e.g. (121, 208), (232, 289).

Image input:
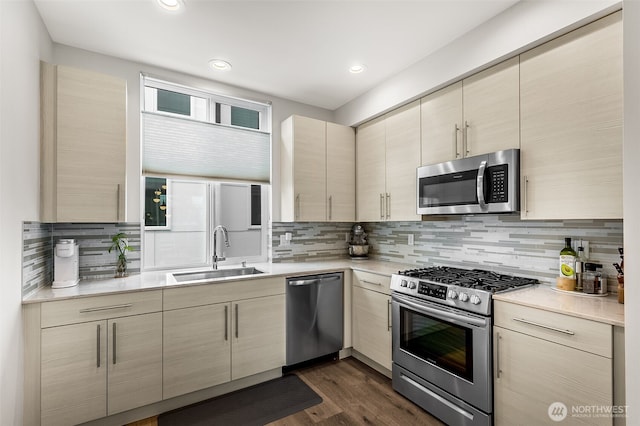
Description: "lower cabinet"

(41, 320), (107, 426)
(40, 312), (163, 426)
(351, 271), (392, 371)
(163, 304), (231, 399)
(232, 295), (286, 380)
(163, 278), (286, 399)
(493, 300), (613, 426)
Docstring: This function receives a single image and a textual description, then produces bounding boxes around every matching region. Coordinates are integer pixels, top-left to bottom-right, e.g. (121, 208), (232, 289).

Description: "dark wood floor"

(127, 357), (444, 425)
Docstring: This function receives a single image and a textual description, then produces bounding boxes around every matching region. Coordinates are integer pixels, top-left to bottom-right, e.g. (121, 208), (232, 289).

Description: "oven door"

(392, 293), (492, 413)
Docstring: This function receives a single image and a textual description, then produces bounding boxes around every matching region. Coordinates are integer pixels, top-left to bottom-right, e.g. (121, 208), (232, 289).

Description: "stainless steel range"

(390, 267), (537, 426)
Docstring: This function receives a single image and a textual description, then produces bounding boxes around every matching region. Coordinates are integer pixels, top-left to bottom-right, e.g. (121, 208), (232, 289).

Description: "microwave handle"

(476, 160), (487, 210)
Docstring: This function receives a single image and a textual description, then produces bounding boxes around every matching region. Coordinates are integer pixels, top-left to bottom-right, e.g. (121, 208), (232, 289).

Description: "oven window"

(400, 306), (473, 382)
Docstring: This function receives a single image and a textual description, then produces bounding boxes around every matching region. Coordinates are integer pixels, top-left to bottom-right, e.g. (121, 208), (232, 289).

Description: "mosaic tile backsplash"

(271, 216), (623, 290)
(25, 217), (623, 296)
(270, 222), (354, 263)
(22, 222), (141, 296)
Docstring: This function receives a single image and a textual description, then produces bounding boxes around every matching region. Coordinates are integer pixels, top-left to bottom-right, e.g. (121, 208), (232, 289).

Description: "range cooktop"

(391, 266), (538, 315)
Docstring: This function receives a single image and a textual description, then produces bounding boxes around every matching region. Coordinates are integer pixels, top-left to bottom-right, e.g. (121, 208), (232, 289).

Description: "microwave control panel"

(487, 164), (508, 203)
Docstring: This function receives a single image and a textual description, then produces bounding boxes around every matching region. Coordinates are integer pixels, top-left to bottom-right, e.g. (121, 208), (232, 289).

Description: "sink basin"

(172, 267), (264, 282)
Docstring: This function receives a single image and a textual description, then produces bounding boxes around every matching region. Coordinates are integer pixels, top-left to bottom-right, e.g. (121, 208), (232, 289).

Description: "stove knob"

(459, 293), (470, 302)
(470, 295), (481, 305)
(447, 290), (458, 300)
(409, 281), (417, 290)
(400, 279), (408, 288)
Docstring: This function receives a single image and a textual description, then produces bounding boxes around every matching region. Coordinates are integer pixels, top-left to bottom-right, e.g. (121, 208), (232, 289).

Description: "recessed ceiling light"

(157, 0), (183, 12)
(209, 59), (232, 71)
(349, 64), (366, 74)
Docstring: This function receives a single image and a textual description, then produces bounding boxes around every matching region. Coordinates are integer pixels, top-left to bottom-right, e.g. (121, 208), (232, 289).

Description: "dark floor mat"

(158, 374), (322, 426)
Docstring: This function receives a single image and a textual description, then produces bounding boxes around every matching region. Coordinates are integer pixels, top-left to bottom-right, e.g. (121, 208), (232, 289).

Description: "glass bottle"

(559, 237), (577, 279)
(575, 246), (586, 291)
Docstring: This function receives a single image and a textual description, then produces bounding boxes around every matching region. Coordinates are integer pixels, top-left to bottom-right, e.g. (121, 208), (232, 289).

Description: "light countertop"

(22, 259), (411, 304)
(23, 259), (625, 327)
(493, 285), (625, 327)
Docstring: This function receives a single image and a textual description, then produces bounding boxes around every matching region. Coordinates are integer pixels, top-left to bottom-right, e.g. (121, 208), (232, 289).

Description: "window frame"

(143, 76), (271, 133)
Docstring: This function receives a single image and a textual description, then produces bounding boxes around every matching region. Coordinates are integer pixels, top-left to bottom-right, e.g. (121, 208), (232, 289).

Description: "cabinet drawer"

(352, 270), (391, 295)
(494, 300), (612, 358)
(41, 290), (163, 328)
(164, 276), (285, 311)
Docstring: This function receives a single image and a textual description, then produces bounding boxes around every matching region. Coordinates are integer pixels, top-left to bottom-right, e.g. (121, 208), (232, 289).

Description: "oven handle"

(393, 295), (488, 328)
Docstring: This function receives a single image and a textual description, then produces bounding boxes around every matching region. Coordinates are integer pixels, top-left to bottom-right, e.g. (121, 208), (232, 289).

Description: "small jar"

(583, 262), (604, 294)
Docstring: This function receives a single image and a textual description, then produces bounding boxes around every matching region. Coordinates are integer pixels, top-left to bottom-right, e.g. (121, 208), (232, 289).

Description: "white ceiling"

(34, 0), (519, 110)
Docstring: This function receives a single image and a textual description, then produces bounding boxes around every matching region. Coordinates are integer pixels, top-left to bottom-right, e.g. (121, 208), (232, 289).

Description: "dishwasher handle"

(288, 279), (320, 286)
(287, 274), (342, 286)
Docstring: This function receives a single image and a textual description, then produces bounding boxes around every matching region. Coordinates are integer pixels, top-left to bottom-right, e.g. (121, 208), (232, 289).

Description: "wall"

(0, 1), (52, 424)
(623, 0), (640, 422)
(334, 0), (621, 126)
(271, 222), (353, 263)
(272, 218), (623, 287)
(51, 44), (334, 223)
(22, 222), (142, 297)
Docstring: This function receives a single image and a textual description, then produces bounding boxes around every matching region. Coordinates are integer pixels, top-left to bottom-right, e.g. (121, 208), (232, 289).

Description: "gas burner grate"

(398, 266), (537, 293)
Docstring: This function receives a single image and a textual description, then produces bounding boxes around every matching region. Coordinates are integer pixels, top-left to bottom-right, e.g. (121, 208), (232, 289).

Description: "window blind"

(142, 112), (270, 182)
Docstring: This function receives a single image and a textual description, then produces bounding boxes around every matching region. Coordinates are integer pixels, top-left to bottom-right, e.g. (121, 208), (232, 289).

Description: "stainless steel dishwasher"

(286, 272), (344, 366)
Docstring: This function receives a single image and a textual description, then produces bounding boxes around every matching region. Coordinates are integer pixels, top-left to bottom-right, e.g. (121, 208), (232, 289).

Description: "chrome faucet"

(212, 225), (230, 270)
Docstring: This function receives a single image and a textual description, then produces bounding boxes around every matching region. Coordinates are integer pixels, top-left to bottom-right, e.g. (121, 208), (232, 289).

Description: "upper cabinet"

(280, 115), (355, 222)
(41, 62), (127, 223)
(356, 101), (421, 222)
(520, 11), (622, 220)
(421, 57), (520, 165)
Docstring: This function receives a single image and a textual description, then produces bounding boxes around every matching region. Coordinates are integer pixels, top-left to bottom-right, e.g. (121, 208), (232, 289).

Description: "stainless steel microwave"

(417, 149), (520, 215)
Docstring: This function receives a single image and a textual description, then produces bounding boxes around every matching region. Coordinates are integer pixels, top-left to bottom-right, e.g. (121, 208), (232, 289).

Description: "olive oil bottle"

(559, 237), (577, 278)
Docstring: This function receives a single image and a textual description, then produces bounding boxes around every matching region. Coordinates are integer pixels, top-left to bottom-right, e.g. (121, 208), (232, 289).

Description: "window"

(215, 103), (261, 130)
(141, 76), (271, 183)
(144, 177), (169, 229)
(143, 77), (270, 132)
(143, 177), (269, 270)
(251, 185), (261, 226)
(141, 77), (272, 270)
(144, 86), (208, 121)
(157, 89), (190, 116)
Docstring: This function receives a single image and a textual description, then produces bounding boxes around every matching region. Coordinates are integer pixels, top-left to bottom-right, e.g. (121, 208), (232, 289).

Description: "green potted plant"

(108, 232), (133, 278)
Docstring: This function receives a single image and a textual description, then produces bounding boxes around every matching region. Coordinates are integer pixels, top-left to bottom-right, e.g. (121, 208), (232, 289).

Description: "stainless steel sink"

(172, 267), (264, 282)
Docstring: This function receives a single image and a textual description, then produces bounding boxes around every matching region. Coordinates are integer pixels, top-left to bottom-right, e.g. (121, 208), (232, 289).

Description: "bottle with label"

(559, 237), (577, 278)
(575, 245), (586, 291)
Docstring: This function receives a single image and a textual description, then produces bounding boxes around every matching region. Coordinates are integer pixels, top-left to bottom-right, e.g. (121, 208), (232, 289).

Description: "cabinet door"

(421, 82), (463, 165)
(385, 100), (421, 221)
(163, 303), (231, 399)
(41, 321), (107, 426)
(494, 326), (612, 425)
(352, 286), (392, 370)
(520, 12), (622, 220)
(107, 313), (162, 415)
(232, 294), (285, 380)
(462, 56), (520, 157)
(326, 122), (355, 222)
(356, 117), (386, 222)
(292, 115), (327, 221)
(55, 65), (126, 222)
